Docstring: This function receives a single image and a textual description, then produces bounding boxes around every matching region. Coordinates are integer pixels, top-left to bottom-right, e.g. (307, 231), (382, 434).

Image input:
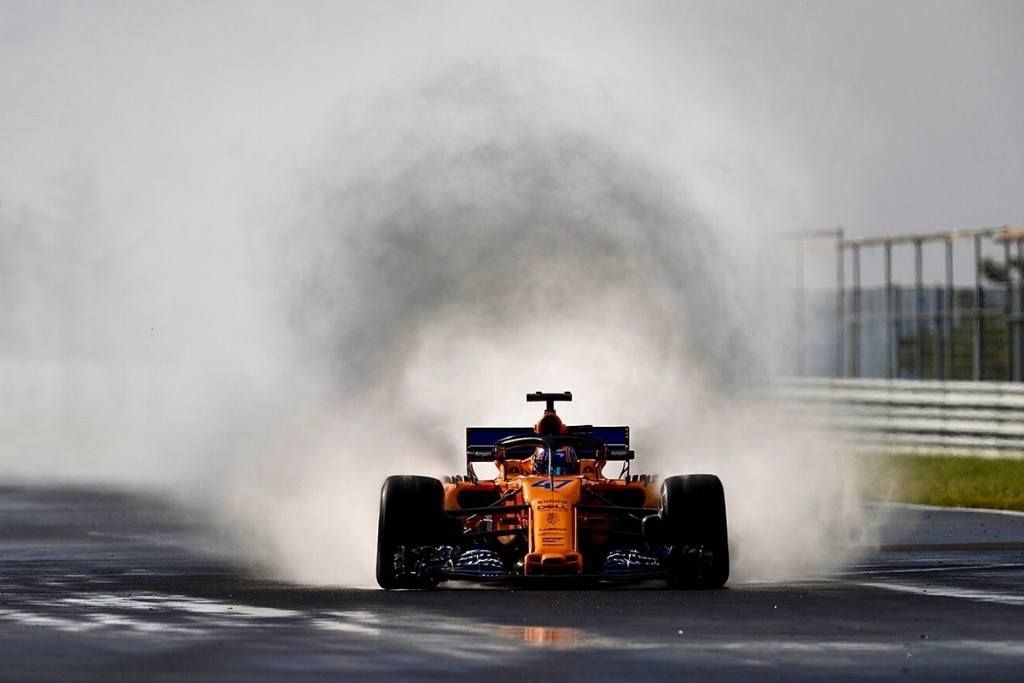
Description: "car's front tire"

(376, 475), (445, 589)
(659, 474), (729, 588)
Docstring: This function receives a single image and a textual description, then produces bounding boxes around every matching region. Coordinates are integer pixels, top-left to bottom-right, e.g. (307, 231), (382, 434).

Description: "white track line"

(853, 580), (1024, 607)
(870, 501), (1024, 518)
(838, 562), (1024, 577)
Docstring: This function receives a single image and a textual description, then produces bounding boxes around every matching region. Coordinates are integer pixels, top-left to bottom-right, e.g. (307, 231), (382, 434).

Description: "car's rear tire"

(376, 475), (445, 589)
(660, 474), (729, 588)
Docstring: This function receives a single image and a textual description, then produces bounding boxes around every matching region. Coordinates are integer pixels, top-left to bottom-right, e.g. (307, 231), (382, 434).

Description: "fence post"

(1005, 237), (1014, 381)
(934, 285), (944, 379)
(974, 234), (984, 381)
(795, 236), (805, 376)
(946, 237), (955, 379)
(884, 241), (893, 379)
(915, 239), (925, 379)
(851, 244), (861, 378)
(1018, 239), (1024, 382)
(836, 230), (845, 378)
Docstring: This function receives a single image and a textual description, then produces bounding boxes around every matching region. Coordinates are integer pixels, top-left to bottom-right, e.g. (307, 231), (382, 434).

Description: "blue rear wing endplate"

(466, 425), (630, 462)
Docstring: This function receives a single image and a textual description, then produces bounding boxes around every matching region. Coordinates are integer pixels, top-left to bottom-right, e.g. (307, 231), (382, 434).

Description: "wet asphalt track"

(2, 487), (1024, 680)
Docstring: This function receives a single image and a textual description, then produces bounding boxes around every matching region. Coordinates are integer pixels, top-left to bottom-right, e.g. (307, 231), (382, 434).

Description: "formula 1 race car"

(377, 392), (729, 589)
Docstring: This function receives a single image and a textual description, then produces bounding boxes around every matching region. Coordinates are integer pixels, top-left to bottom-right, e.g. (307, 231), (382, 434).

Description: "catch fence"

(794, 226), (1024, 381)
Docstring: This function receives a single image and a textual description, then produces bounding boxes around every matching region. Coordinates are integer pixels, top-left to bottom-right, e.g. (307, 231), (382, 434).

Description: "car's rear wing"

(465, 425), (631, 463)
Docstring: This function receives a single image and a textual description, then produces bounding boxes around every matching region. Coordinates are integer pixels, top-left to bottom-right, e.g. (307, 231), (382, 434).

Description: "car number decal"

(532, 480), (572, 490)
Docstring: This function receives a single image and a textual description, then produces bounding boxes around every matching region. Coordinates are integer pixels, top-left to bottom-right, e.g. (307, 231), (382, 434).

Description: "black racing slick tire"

(376, 475), (445, 590)
(660, 474), (729, 589)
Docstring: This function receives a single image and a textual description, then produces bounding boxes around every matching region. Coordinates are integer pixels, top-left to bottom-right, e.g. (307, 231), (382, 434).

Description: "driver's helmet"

(532, 445), (580, 475)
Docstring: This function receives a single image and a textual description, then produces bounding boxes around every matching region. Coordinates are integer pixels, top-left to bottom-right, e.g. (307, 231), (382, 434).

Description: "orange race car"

(376, 392), (729, 589)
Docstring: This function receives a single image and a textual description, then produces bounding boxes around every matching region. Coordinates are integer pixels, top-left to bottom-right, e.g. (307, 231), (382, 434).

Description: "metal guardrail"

(779, 378), (1024, 457)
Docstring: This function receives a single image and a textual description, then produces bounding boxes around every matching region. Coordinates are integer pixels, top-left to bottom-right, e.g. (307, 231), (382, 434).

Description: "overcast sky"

(1, 1), (1022, 286)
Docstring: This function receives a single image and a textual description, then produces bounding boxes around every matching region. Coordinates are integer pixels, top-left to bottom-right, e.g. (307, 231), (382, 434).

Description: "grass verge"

(861, 453), (1024, 512)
